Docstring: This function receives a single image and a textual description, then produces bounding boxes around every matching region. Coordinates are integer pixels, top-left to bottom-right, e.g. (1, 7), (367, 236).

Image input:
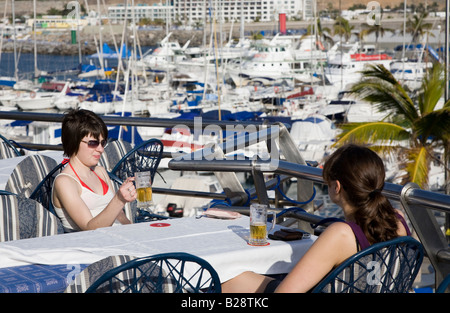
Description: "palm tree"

(305, 18), (334, 50)
(333, 16), (355, 43)
(405, 12), (434, 44)
(360, 23), (393, 53)
(334, 63), (450, 189)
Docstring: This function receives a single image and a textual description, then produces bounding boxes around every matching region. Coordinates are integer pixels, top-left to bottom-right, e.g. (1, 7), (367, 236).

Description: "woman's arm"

(222, 222), (358, 293)
(54, 173), (136, 230)
(274, 222), (357, 293)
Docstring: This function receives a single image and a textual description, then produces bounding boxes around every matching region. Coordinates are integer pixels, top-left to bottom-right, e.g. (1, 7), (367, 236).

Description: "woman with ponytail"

(222, 144), (411, 293)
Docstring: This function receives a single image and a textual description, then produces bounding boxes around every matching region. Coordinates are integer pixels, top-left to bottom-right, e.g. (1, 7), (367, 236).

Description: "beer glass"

(135, 171), (153, 208)
(249, 203), (276, 246)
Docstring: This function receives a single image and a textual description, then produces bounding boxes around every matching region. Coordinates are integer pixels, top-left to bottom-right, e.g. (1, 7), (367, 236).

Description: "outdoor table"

(0, 215), (316, 293)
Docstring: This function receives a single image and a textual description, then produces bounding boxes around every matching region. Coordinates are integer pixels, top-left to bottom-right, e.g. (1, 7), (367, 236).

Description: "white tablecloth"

(0, 216), (316, 282)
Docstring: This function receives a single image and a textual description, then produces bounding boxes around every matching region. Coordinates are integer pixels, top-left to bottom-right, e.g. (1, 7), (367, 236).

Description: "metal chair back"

(111, 138), (163, 183)
(85, 252), (221, 293)
(29, 161), (66, 215)
(312, 236), (424, 293)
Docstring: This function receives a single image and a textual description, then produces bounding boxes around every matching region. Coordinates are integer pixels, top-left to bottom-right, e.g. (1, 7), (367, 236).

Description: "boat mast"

(11, 0), (18, 81)
(33, 0), (38, 81)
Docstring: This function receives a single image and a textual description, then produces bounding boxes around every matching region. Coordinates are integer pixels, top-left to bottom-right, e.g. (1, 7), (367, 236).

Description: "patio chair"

(5, 154), (58, 197)
(108, 138), (164, 221)
(110, 138), (163, 184)
(84, 252), (221, 293)
(64, 255), (137, 293)
(29, 161), (67, 215)
(0, 193), (63, 242)
(0, 133), (21, 159)
(311, 236), (424, 293)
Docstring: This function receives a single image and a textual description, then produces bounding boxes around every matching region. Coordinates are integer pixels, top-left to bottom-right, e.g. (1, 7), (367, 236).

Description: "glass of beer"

(249, 203), (276, 246)
(135, 171), (153, 209)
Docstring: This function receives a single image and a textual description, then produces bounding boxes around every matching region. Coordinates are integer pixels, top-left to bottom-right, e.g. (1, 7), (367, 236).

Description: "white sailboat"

(15, 81), (72, 111)
(141, 33), (190, 71)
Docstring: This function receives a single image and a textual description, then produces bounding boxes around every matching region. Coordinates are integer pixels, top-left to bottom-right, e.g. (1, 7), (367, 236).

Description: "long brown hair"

(323, 144), (399, 244)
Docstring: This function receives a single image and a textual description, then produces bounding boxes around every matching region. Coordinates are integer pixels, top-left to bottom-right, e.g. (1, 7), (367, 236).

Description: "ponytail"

(323, 144), (399, 244)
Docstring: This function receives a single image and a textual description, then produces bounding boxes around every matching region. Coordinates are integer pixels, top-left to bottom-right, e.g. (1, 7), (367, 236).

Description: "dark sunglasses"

(81, 139), (108, 149)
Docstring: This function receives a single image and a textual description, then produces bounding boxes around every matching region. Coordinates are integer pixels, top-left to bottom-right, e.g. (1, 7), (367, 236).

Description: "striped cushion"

(0, 194), (63, 242)
(5, 155), (58, 197)
(0, 142), (19, 160)
(64, 255), (138, 293)
(99, 140), (132, 172)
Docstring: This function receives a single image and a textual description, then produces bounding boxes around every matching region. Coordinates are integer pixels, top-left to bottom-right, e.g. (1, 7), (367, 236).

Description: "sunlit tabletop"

(0, 215), (316, 283)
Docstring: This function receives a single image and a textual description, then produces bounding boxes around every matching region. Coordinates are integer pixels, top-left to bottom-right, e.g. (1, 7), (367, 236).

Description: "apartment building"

(108, 0), (310, 24)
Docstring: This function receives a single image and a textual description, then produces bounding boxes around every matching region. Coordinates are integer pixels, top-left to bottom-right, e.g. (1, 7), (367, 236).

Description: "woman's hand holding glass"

(118, 177), (137, 203)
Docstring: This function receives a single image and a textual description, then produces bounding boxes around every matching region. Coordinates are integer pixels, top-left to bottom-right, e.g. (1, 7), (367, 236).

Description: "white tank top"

(52, 173), (119, 232)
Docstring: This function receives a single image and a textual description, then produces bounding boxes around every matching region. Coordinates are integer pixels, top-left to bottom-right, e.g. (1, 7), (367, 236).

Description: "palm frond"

(405, 146), (430, 188)
(350, 64), (418, 123)
(419, 63), (444, 115)
(336, 122), (411, 146)
(414, 108), (450, 144)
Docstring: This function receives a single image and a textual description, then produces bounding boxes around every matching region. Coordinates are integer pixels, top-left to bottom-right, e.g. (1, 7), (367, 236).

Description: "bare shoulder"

(315, 221), (358, 258)
(322, 221), (354, 238)
(54, 173), (79, 191)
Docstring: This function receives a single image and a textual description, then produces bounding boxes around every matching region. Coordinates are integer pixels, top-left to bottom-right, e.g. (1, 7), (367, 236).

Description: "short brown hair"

(61, 109), (108, 157)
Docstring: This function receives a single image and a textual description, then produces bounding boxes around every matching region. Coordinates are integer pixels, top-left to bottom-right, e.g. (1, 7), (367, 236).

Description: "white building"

(107, 0), (305, 24)
(108, 3), (174, 24)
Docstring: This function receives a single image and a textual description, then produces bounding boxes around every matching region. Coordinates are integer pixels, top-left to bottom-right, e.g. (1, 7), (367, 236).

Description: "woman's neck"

(340, 200), (357, 223)
(69, 156), (95, 175)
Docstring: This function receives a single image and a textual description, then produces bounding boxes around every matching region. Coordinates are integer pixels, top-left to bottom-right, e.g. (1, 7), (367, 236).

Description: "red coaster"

(247, 242), (270, 247)
(149, 223), (171, 227)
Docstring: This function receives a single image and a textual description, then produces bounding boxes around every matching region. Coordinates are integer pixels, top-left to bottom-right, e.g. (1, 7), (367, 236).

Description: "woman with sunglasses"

(52, 108), (136, 232)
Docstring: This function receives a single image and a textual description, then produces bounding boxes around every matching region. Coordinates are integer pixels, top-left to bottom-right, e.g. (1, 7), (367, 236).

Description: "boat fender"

(30, 91), (36, 98)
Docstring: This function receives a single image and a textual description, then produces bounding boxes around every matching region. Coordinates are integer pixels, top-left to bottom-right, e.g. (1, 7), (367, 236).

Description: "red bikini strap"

(69, 162), (108, 195)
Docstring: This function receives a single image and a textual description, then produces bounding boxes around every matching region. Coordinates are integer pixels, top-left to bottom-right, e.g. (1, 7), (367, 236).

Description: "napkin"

(204, 208), (241, 219)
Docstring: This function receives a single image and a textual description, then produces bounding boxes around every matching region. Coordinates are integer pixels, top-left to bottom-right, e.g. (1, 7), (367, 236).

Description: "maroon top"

(346, 213), (412, 251)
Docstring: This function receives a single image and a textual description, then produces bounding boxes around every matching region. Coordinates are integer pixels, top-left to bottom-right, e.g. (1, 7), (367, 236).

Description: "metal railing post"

(400, 183), (450, 288)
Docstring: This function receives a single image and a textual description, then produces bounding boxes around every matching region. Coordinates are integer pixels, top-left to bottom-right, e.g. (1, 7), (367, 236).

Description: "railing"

(1, 111), (449, 289)
(168, 119), (450, 290)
